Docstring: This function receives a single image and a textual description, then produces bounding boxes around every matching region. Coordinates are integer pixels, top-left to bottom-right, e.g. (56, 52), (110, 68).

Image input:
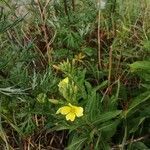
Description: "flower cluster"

(56, 77), (84, 121)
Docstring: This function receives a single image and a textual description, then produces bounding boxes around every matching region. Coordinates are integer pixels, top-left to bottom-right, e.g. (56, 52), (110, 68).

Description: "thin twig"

(112, 134), (149, 149)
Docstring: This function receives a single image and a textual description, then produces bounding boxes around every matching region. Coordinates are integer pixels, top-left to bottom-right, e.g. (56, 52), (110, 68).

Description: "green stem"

(121, 119), (127, 150)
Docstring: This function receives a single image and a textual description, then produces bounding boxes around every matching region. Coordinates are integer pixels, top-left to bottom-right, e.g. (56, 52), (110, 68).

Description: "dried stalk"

(36, 0), (52, 63)
(64, 0), (69, 15)
(108, 46), (113, 85)
(97, 0), (102, 69)
(98, 8), (102, 69)
(112, 134), (149, 149)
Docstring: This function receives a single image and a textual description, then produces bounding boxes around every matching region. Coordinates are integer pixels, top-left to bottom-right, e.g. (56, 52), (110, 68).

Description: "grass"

(0, 0), (150, 149)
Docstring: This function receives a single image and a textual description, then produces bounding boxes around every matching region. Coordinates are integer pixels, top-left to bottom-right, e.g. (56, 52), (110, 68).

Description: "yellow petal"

(63, 77), (69, 84)
(56, 106), (71, 115)
(74, 106), (83, 117)
(66, 112), (76, 121)
(68, 103), (83, 117)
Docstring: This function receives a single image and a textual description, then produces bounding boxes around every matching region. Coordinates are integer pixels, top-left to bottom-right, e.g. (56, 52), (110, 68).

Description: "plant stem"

(98, 8), (102, 69)
(72, 0), (75, 11)
(108, 46), (113, 85)
(121, 119), (127, 150)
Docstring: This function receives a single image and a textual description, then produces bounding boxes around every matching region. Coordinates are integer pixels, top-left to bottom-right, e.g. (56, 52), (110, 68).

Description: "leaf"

(127, 91), (150, 115)
(48, 99), (59, 104)
(66, 137), (87, 150)
(86, 91), (99, 120)
(0, 126), (9, 149)
(92, 110), (122, 125)
(99, 120), (120, 139)
(85, 81), (108, 121)
(94, 80), (108, 91)
(50, 125), (70, 131)
(36, 93), (46, 103)
(129, 61), (150, 72)
(0, 16), (25, 34)
(82, 47), (94, 56)
(143, 40), (150, 52)
(129, 117), (146, 133)
(108, 80), (121, 110)
(1, 113), (23, 136)
(85, 82), (102, 121)
(128, 142), (149, 150)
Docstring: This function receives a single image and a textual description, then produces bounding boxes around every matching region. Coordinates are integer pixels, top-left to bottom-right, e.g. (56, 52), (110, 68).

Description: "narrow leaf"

(127, 91), (150, 114)
(92, 110), (122, 125)
(66, 137), (87, 150)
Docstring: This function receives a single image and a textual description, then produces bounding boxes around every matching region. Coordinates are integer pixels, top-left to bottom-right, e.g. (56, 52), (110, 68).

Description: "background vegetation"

(0, 0), (150, 149)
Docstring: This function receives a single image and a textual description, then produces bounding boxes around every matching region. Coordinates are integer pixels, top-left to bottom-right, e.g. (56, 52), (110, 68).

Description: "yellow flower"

(58, 77), (69, 88)
(56, 103), (83, 121)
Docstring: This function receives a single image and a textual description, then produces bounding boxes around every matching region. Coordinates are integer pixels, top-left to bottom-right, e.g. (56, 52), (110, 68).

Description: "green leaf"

(82, 47), (94, 56)
(129, 117), (146, 133)
(48, 99), (59, 104)
(94, 80), (108, 91)
(129, 61), (150, 72)
(143, 40), (150, 52)
(128, 142), (149, 150)
(126, 91), (150, 115)
(36, 93), (46, 103)
(66, 137), (87, 150)
(99, 120), (120, 139)
(92, 110), (122, 125)
(85, 82), (102, 121)
(0, 16), (25, 34)
(50, 125), (70, 131)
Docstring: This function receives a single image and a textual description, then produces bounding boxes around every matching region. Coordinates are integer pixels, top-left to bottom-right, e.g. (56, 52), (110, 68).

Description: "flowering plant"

(56, 77), (83, 121)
